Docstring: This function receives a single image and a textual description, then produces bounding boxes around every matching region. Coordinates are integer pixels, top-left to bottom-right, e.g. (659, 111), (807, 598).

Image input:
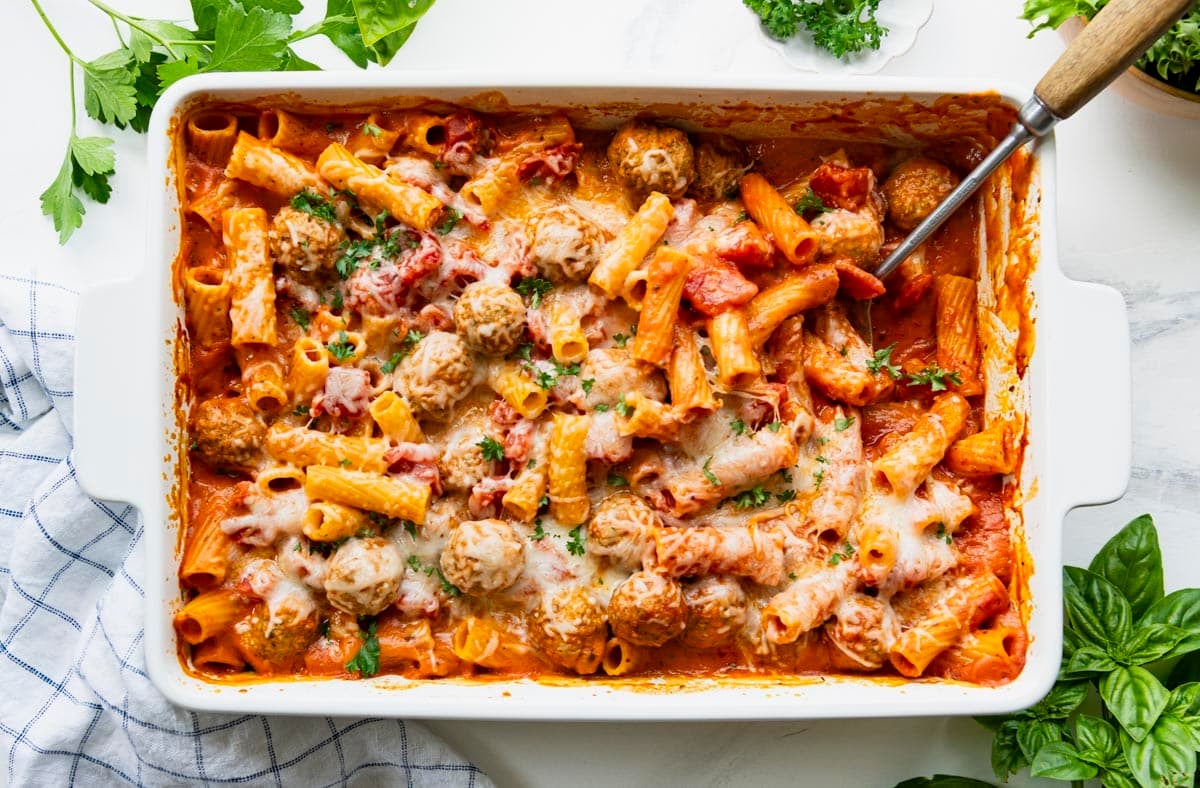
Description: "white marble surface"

(2, 0), (1199, 785)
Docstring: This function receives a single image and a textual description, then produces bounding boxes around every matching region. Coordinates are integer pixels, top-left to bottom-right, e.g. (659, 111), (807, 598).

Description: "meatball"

(190, 395), (265, 469)
(530, 587), (608, 674)
(607, 570), (686, 647)
(607, 121), (695, 198)
(440, 519), (525, 594)
(235, 601), (319, 673)
(437, 424), (490, 492)
(527, 206), (606, 283)
(323, 537), (405, 616)
(580, 348), (666, 406)
(825, 593), (897, 670)
(395, 331), (476, 420)
(588, 492), (661, 570)
(881, 158), (960, 231)
(453, 281), (526, 355)
(268, 205), (346, 280)
(689, 140), (745, 201)
(811, 209), (884, 265)
(681, 576), (748, 649)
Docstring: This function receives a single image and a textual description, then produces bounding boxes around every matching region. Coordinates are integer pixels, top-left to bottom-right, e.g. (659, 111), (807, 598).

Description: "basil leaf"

(364, 23), (416, 67)
(351, 0), (436, 46)
(1062, 643), (1118, 678)
(893, 777), (997, 788)
(1100, 763), (1142, 788)
(1088, 513), (1164, 619)
(1165, 682), (1200, 735)
(1141, 589), (1200, 659)
(1063, 565), (1133, 648)
(1030, 680), (1088, 719)
(1115, 622), (1190, 666)
(990, 720), (1028, 780)
(1016, 719), (1062, 761)
(1101, 665), (1170, 742)
(1074, 714), (1122, 768)
(1030, 741), (1098, 781)
(1121, 715), (1198, 788)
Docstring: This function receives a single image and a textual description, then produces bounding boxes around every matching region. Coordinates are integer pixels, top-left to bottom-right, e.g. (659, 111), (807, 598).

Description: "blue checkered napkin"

(0, 271), (491, 787)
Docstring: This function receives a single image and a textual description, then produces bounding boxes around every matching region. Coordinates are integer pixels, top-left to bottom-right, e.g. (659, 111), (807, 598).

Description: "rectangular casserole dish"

(73, 73), (1131, 720)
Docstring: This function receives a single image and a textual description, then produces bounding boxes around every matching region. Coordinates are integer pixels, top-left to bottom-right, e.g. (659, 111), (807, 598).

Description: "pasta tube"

(589, 191), (673, 299)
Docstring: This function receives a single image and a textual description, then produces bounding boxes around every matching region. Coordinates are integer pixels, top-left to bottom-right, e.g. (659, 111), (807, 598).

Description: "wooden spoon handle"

(1035, 0), (1193, 119)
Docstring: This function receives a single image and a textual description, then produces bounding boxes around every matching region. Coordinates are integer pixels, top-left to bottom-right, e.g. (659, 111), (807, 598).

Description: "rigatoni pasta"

(175, 100), (1029, 687)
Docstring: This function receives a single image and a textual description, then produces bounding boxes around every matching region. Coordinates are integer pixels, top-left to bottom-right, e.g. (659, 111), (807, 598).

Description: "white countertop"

(3, 1), (1198, 785)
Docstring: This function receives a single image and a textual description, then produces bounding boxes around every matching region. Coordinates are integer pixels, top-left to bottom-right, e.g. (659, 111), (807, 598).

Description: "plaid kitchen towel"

(0, 271), (491, 787)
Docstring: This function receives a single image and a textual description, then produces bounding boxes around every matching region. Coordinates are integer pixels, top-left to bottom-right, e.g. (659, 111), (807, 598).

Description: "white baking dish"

(73, 73), (1131, 720)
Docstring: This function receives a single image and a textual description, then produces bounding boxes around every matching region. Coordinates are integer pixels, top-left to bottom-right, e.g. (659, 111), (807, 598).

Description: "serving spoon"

(874, 0), (1194, 279)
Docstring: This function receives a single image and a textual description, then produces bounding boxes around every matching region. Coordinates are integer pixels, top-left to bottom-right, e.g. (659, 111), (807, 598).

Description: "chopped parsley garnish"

(403, 520), (418, 538)
(527, 364), (557, 390)
(828, 542), (856, 566)
(361, 121), (383, 138)
(607, 473), (628, 487)
(906, 365), (963, 392)
(776, 489), (797, 504)
(817, 436), (829, 446)
(436, 568), (462, 597)
(478, 436), (505, 462)
(530, 521), (547, 541)
(515, 277), (554, 308)
(293, 404), (310, 417)
(339, 458), (352, 468)
(527, 458), (537, 469)
(581, 378), (595, 394)
(326, 331), (356, 362)
(345, 618), (380, 677)
(380, 351), (404, 374)
(768, 420), (783, 433)
(335, 211), (402, 280)
(330, 288), (344, 311)
(834, 416), (855, 432)
(593, 403), (610, 413)
(406, 554), (423, 572)
(436, 208), (463, 235)
(730, 418), (747, 436)
(788, 572), (798, 581)
(839, 345), (849, 357)
(703, 456), (720, 486)
(612, 332), (630, 348)
(552, 360), (581, 377)
(866, 342), (902, 379)
(538, 494), (550, 509)
(614, 394), (631, 418)
(735, 210), (749, 223)
(731, 486), (771, 510)
(793, 187), (832, 217)
(290, 189), (338, 223)
(515, 342), (534, 362)
(816, 455), (829, 464)
(566, 525), (587, 556)
(813, 468), (826, 490)
(289, 307), (311, 332)
(935, 522), (952, 544)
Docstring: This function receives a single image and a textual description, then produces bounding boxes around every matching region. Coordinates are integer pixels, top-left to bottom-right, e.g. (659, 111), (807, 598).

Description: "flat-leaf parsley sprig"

(31, 0), (438, 244)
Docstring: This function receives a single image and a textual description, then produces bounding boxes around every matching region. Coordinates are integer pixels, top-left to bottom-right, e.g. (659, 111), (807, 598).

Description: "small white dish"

(759, 0), (935, 75)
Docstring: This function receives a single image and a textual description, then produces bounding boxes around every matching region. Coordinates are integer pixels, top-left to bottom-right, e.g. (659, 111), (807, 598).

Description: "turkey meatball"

(688, 140), (745, 201)
(825, 593), (898, 670)
(527, 206), (605, 283)
(395, 331), (476, 420)
(190, 395), (265, 469)
(323, 537), (404, 616)
(530, 587), (608, 674)
(268, 205), (346, 281)
(235, 602), (319, 673)
(453, 281), (526, 355)
(587, 492), (661, 570)
(607, 570), (686, 647)
(811, 209), (884, 265)
(440, 519), (525, 594)
(881, 158), (960, 231)
(681, 576), (748, 649)
(607, 121), (695, 198)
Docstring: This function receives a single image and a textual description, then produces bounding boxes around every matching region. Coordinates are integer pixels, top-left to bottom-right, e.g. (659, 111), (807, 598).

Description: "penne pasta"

(548, 412), (591, 524)
(225, 131), (327, 197)
(632, 247), (691, 367)
(316, 142), (442, 230)
(305, 465), (430, 523)
(223, 207), (277, 348)
(589, 191), (674, 299)
(740, 173), (819, 266)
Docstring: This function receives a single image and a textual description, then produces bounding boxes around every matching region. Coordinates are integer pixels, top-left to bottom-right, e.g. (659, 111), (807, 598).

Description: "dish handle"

(1044, 277), (1132, 511)
(74, 277), (158, 507)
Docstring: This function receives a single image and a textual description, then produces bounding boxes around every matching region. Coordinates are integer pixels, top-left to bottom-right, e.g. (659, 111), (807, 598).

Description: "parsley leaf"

(202, 4), (293, 73)
(515, 278), (554, 308)
(436, 568), (462, 597)
(436, 207), (463, 235)
(581, 378), (595, 394)
(607, 473), (628, 487)
(866, 342), (903, 379)
(530, 520), (547, 541)
(776, 489), (797, 504)
(614, 394), (631, 418)
(326, 331), (356, 362)
(612, 332), (630, 348)
(380, 351), (403, 374)
(361, 121), (383, 138)
(82, 51), (138, 127)
(703, 456), (721, 486)
(768, 420), (783, 433)
(290, 189), (338, 223)
(290, 307), (311, 332)
(40, 135), (116, 243)
(730, 486), (771, 510)
(746, 0), (888, 59)
(593, 403), (610, 413)
(478, 436), (505, 462)
(813, 467), (826, 490)
(828, 542), (856, 566)
(935, 521), (952, 544)
(793, 187), (832, 217)
(345, 618), (380, 677)
(906, 365), (964, 392)
(293, 404), (310, 417)
(514, 343), (534, 362)
(730, 419), (747, 436)
(566, 525), (587, 556)
(406, 554), (423, 572)
(834, 416), (855, 432)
